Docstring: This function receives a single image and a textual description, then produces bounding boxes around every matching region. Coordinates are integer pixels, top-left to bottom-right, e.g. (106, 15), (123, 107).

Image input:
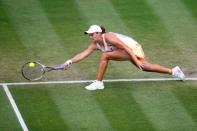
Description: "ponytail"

(100, 26), (106, 34)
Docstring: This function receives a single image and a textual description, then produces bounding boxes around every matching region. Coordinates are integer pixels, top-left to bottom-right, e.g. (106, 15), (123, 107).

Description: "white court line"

(2, 84), (29, 131)
(0, 78), (197, 86)
(1, 78), (196, 130)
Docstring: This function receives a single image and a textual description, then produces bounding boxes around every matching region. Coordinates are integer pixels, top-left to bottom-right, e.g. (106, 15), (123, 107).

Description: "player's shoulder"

(104, 32), (118, 42)
(105, 32), (115, 37)
(104, 32), (115, 39)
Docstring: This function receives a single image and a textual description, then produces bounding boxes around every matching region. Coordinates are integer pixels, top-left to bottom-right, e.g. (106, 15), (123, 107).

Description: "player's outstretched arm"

(61, 43), (96, 69)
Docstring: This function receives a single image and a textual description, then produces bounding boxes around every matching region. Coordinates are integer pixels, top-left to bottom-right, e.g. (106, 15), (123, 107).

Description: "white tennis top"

(96, 32), (141, 52)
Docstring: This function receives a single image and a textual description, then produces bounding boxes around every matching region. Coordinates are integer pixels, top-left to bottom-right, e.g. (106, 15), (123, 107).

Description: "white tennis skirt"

(114, 33), (145, 59)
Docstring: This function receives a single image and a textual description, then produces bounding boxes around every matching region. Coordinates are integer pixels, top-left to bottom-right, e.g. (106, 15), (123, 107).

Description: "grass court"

(0, 0), (197, 130)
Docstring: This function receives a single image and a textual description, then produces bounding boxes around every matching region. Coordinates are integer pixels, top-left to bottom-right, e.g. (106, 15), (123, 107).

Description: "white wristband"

(66, 60), (72, 66)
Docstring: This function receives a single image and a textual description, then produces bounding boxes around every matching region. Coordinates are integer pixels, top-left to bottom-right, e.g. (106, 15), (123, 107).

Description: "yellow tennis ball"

(29, 62), (35, 68)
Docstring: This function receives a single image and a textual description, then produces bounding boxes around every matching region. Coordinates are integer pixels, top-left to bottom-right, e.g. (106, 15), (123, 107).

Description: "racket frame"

(21, 62), (63, 81)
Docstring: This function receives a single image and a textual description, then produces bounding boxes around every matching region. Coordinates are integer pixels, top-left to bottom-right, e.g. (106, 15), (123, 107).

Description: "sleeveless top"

(96, 33), (116, 52)
(96, 32), (141, 52)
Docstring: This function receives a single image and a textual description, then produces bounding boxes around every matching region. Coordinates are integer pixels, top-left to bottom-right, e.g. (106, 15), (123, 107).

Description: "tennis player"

(62, 25), (185, 90)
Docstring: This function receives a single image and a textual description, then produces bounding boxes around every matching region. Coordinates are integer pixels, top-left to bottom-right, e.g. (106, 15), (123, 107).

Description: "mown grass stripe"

(75, 0), (131, 35)
(49, 86), (113, 131)
(0, 3), (31, 82)
(1, 0), (66, 62)
(181, 0), (197, 19)
(132, 86), (197, 131)
(10, 85), (70, 130)
(93, 83), (156, 131)
(146, 0), (197, 69)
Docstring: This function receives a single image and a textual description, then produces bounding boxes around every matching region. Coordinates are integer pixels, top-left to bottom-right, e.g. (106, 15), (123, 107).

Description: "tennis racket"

(21, 62), (64, 81)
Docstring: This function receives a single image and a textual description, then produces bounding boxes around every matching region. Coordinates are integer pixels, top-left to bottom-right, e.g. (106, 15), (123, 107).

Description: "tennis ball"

(29, 62), (35, 68)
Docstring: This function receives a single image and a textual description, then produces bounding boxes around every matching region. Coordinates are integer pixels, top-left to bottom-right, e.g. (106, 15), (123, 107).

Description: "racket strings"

(22, 63), (45, 80)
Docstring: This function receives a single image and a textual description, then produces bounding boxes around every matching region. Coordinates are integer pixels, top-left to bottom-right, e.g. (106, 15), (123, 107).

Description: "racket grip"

(52, 66), (64, 70)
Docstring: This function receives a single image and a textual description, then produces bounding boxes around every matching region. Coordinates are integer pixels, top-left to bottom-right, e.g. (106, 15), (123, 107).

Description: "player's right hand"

(61, 60), (72, 70)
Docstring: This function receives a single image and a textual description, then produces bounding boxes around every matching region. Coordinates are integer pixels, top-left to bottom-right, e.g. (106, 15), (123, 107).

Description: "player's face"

(88, 32), (102, 42)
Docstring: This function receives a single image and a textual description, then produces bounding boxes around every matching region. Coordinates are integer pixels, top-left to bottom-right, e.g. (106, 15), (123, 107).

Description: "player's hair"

(100, 26), (106, 34)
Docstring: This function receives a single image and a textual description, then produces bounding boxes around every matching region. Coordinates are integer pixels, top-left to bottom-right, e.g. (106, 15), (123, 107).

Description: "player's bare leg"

(140, 60), (172, 75)
(96, 53), (109, 81)
(86, 50), (185, 90)
(96, 49), (174, 81)
(96, 50), (130, 81)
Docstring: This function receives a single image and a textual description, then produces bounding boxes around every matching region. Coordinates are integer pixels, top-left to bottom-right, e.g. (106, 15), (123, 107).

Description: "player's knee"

(141, 66), (146, 71)
(141, 62), (153, 72)
(139, 62), (146, 71)
(100, 53), (109, 61)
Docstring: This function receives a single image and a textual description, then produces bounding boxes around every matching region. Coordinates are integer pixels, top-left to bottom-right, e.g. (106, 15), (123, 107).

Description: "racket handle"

(52, 66), (64, 70)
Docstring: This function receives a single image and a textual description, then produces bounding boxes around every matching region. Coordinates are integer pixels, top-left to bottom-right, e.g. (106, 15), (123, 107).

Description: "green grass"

(0, 88), (21, 130)
(181, 0), (197, 19)
(0, 0), (197, 130)
(0, 0), (197, 82)
(10, 85), (69, 130)
(6, 81), (197, 131)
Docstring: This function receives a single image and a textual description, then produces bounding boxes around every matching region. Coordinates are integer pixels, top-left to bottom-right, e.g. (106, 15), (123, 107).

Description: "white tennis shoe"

(85, 80), (104, 90)
(172, 66), (185, 80)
